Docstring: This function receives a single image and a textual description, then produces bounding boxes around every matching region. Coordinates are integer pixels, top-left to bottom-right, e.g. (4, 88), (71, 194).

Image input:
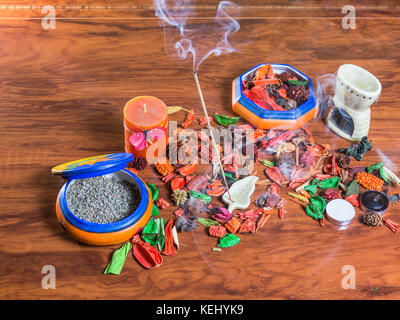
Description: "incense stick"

(193, 70), (232, 201)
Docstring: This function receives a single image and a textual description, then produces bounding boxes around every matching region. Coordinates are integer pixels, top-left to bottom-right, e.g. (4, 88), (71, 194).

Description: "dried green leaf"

(318, 177), (341, 190)
(167, 106), (190, 114)
(147, 182), (159, 201)
(142, 218), (159, 246)
(305, 196), (326, 220)
(304, 179), (319, 196)
(151, 204), (159, 217)
(217, 233), (241, 248)
(104, 242), (132, 275)
(345, 179), (360, 197)
(155, 218), (165, 252)
(197, 218), (220, 228)
(367, 162), (383, 173)
(259, 159), (275, 167)
(214, 113), (241, 127)
(379, 167), (388, 183)
(287, 79), (309, 86)
(304, 184), (317, 196)
(189, 190), (211, 203)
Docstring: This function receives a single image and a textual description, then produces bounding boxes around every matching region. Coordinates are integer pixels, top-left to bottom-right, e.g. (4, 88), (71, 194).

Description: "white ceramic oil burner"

(326, 64), (381, 141)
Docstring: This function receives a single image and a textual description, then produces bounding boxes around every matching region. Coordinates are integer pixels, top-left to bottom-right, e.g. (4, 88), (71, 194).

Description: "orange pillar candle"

(124, 96), (168, 164)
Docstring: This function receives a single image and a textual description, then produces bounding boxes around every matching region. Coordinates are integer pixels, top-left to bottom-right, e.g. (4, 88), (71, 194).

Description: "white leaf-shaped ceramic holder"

(222, 176), (259, 213)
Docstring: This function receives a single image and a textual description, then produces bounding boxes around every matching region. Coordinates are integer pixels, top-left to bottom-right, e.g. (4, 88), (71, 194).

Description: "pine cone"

(335, 152), (351, 169)
(362, 212), (382, 227)
(132, 156), (147, 171)
(172, 189), (188, 206)
(288, 86), (309, 105)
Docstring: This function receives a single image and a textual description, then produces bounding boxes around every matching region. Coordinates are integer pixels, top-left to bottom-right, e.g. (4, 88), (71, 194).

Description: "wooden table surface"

(1, 0), (400, 300)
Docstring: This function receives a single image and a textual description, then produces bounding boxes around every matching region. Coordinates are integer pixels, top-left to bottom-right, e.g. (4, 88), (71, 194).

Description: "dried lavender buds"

(66, 176), (141, 224)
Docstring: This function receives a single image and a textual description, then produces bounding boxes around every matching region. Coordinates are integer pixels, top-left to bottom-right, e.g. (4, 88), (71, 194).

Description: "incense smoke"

(316, 73), (336, 120)
(154, 0), (240, 71)
(376, 148), (397, 172)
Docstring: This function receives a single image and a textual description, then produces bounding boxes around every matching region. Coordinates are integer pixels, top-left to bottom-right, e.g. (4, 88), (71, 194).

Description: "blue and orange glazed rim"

(59, 169), (149, 233)
(235, 63), (316, 120)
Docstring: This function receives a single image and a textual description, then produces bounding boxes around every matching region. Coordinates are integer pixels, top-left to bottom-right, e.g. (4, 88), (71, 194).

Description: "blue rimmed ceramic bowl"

(232, 63), (318, 130)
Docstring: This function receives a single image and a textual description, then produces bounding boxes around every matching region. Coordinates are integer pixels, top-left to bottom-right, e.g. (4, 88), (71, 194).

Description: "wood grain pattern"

(1, 0), (400, 299)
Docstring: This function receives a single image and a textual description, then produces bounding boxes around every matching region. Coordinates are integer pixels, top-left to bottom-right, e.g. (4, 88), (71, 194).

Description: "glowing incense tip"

(192, 70), (232, 202)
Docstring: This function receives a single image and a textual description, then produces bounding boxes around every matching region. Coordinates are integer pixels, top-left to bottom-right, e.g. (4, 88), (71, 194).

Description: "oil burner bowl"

(232, 63), (317, 130)
(56, 169), (152, 246)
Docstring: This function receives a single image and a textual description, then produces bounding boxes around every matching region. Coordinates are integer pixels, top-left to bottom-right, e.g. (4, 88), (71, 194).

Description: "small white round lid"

(326, 199), (356, 226)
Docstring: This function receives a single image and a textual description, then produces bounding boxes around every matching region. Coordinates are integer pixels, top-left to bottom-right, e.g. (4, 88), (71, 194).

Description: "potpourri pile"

(105, 109), (400, 273)
(242, 64), (310, 111)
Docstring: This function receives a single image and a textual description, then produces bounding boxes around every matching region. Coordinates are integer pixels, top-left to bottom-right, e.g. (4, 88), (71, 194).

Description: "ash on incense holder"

(325, 199), (356, 226)
(360, 190), (389, 216)
(51, 153), (153, 246)
(232, 63), (317, 130)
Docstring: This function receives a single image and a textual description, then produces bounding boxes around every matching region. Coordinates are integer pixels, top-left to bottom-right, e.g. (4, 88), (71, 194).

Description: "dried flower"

(198, 116), (213, 127)
(335, 152), (352, 168)
(171, 189), (188, 206)
(174, 207), (184, 217)
(356, 172), (384, 191)
(278, 72), (291, 83)
(300, 150), (315, 168)
(175, 216), (198, 232)
(209, 225), (227, 238)
(211, 207), (232, 224)
(288, 85), (309, 105)
(132, 156), (147, 171)
(321, 188), (341, 202)
(156, 198), (170, 209)
(155, 157), (175, 176)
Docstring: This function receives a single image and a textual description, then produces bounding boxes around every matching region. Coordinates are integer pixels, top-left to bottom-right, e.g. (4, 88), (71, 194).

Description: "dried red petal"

(345, 194), (359, 207)
(170, 176), (186, 192)
(278, 207), (285, 219)
(174, 208), (185, 217)
(256, 212), (271, 231)
(238, 219), (256, 233)
(264, 130), (295, 148)
(323, 154), (338, 176)
(198, 116), (213, 127)
(177, 163), (198, 176)
(224, 217), (241, 234)
(206, 186), (226, 197)
(162, 219), (177, 256)
(265, 167), (285, 186)
(208, 179), (223, 190)
(187, 175), (208, 191)
(182, 109), (195, 128)
(132, 240), (163, 269)
(162, 172), (175, 183)
(239, 207), (262, 220)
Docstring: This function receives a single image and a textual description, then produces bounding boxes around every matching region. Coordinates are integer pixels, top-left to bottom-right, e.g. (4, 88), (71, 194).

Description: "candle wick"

(144, 103), (147, 113)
